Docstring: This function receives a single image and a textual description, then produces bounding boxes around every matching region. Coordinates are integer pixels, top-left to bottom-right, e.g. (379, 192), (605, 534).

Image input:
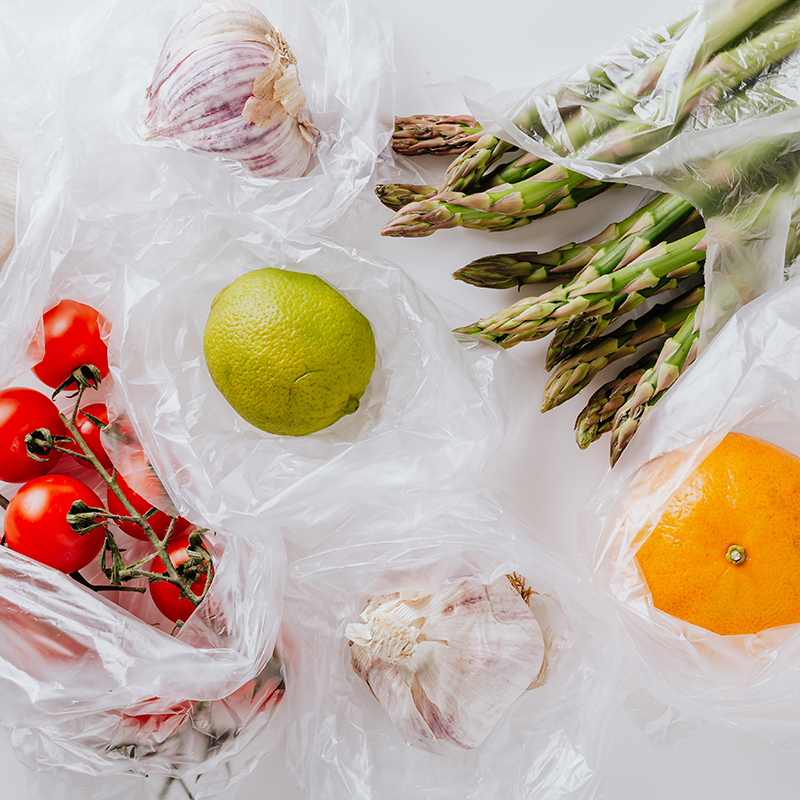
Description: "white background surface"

(4, 0), (800, 797)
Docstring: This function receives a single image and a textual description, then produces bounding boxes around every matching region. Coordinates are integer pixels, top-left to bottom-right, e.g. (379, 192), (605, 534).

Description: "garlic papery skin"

(0, 131), (16, 269)
(346, 578), (545, 755)
(139, 0), (318, 178)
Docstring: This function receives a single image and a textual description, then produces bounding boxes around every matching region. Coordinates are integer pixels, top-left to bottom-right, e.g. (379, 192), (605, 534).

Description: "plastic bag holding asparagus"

(380, 0), (800, 465)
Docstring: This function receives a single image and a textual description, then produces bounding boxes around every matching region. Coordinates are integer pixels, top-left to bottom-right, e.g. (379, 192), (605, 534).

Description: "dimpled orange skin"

(636, 432), (800, 636)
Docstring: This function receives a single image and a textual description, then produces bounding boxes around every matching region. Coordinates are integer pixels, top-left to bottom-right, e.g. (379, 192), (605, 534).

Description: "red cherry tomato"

(106, 472), (190, 542)
(149, 534), (210, 624)
(63, 403), (112, 470)
(0, 387), (66, 483)
(118, 697), (195, 736)
(32, 299), (109, 389)
(4, 474), (107, 573)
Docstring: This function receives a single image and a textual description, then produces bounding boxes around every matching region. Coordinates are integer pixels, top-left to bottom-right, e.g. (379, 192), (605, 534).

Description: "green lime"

(203, 268), (376, 436)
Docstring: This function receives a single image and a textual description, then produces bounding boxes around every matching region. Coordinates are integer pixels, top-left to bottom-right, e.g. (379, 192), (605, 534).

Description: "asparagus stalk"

(375, 151), (551, 215)
(375, 184), (439, 211)
(381, 170), (614, 237)
(584, 11), (800, 162)
(540, 286), (704, 411)
(454, 194), (696, 343)
(393, 115), (484, 156)
(453, 194), (699, 288)
(609, 300), (703, 464)
(453, 248), (598, 290)
(437, 133), (517, 194)
(381, 164), (610, 237)
(574, 350), (659, 449)
(544, 228), (706, 367)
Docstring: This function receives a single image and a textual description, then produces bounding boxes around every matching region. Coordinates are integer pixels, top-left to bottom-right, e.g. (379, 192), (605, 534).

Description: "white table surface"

(4, 0), (800, 798)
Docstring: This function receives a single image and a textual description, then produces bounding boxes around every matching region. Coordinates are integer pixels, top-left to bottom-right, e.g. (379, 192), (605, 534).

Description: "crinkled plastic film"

(280, 488), (621, 800)
(469, 0), (800, 342)
(581, 275), (800, 749)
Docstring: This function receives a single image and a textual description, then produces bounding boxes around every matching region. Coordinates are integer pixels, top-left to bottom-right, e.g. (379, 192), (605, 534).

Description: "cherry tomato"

(149, 533), (210, 624)
(32, 299), (109, 389)
(0, 387), (66, 483)
(4, 474), (107, 573)
(118, 697), (195, 738)
(63, 403), (112, 470)
(106, 472), (190, 542)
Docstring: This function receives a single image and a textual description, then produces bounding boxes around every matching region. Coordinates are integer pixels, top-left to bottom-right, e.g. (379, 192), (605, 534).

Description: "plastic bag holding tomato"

(0, 286), (287, 798)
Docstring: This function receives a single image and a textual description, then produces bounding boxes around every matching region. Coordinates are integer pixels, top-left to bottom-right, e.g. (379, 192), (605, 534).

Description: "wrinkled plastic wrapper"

(581, 274), (800, 749)
(468, 0), (800, 341)
(0, 0), (393, 237)
(280, 488), (621, 800)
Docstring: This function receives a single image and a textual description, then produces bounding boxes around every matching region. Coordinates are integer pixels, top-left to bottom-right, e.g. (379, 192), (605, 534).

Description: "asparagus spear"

(454, 194), (696, 343)
(609, 300), (703, 464)
(540, 286), (704, 411)
(544, 228), (706, 367)
(453, 248), (597, 290)
(380, 170), (614, 237)
(381, 164), (611, 237)
(375, 150), (551, 215)
(375, 184), (439, 211)
(574, 350), (660, 449)
(392, 115), (483, 156)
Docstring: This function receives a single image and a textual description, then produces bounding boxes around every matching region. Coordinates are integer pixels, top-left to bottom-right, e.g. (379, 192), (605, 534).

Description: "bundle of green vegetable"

(380, 0), (800, 464)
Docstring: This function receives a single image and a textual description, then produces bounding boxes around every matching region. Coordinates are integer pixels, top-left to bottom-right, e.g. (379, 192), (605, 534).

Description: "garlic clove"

(140, 0), (317, 178)
(347, 577), (545, 755)
(0, 131), (16, 269)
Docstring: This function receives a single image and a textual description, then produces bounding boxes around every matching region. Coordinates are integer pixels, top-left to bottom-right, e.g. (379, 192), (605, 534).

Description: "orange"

(636, 432), (800, 636)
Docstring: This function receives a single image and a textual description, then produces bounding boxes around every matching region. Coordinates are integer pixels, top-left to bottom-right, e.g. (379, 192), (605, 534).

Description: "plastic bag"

(581, 274), (800, 749)
(0, 0), (393, 237)
(279, 487), (620, 800)
(466, 0), (800, 340)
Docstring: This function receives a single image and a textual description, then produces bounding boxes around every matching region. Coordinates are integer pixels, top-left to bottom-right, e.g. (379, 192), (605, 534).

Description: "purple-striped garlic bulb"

(139, 0), (318, 178)
(346, 576), (546, 755)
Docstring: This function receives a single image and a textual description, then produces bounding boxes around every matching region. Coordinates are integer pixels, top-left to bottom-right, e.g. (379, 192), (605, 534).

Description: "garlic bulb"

(139, 0), (318, 178)
(346, 576), (545, 755)
(0, 131), (16, 269)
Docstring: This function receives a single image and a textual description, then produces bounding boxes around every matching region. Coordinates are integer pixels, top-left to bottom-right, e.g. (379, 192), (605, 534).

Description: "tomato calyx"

(51, 363), (104, 399)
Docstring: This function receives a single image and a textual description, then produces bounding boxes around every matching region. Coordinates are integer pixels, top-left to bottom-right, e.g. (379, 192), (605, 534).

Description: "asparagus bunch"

(541, 286), (704, 411)
(379, 0), (796, 238)
(453, 196), (701, 289)
(454, 194), (697, 345)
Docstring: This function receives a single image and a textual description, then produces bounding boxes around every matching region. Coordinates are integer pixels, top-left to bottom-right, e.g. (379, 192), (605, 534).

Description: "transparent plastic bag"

(467, 0), (800, 340)
(279, 487), (620, 800)
(0, 149), (292, 798)
(581, 274), (800, 749)
(0, 0), (393, 237)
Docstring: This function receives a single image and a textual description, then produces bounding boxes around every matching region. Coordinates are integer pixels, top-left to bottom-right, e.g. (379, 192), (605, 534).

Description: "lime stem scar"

(726, 544), (747, 565)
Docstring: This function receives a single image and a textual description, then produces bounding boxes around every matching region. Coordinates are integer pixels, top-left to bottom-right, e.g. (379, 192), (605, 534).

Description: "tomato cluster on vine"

(0, 298), (213, 626)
